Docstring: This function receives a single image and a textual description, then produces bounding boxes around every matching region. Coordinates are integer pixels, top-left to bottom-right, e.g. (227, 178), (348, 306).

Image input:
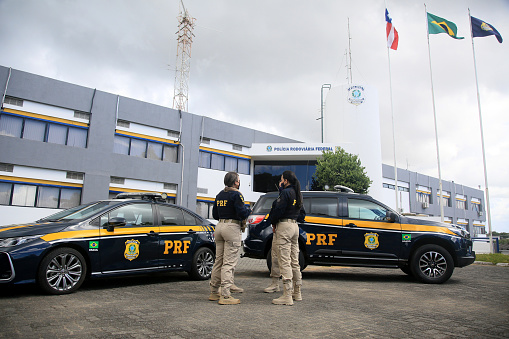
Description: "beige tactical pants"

(270, 230), (280, 278)
(275, 219), (302, 285)
(210, 220), (242, 297)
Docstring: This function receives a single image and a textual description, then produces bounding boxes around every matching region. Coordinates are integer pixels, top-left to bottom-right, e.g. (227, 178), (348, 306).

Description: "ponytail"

(282, 170), (303, 209)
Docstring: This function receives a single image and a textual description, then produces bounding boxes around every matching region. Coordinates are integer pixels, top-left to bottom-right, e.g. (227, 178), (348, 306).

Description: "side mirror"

(106, 217), (126, 232)
(386, 212), (398, 223)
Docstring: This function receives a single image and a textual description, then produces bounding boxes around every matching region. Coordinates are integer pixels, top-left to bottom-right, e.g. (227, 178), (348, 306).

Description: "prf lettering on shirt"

(306, 233), (338, 246)
(164, 240), (191, 254)
(292, 199), (296, 206)
(217, 200), (228, 207)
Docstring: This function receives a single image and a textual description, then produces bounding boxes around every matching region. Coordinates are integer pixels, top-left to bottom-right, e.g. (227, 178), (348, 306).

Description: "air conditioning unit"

(422, 201), (429, 208)
(478, 211), (483, 216)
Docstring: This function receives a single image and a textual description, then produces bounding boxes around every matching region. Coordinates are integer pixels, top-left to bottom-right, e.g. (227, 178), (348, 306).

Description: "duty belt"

(279, 218), (297, 223)
(219, 219), (241, 225)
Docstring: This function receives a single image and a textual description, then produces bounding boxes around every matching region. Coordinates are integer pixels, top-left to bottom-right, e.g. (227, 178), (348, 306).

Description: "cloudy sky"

(1, 0), (507, 232)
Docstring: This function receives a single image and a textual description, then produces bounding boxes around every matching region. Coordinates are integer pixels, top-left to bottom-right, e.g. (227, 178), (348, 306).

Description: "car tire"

(410, 244), (454, 284)
(266, 247), (306, 273)
(188, 247), (214, 280)
(37, 247), (87, 295)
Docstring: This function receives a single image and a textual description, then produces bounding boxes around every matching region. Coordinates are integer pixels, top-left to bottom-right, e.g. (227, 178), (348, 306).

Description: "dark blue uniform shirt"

(266, 185), (305, 226)
(212, 189), (251, 221)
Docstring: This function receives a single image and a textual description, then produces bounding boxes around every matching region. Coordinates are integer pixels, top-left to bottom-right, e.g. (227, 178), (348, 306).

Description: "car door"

(338, 197), (401, 266)
(157, 204), (199, 269)
(301, 196), (343, 260)
(99, 203), (160, 273)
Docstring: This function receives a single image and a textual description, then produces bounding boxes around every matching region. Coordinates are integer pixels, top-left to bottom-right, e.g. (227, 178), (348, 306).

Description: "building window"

(0, 181), (81, 208)
(66, 171), (84, 180)
(0, 113), (88, 148)
(456, 195), (467, 210)
(383, 183), (395, 190)
(113, 134), (178, 162)
(437, 191), (451, 207)
(196, 201), (214, 219)
(167, 130), (180, 139)
(74, 111), (90, 121)
(110, 177), (125, 185)
(416, 191), (430, 204)
(4, 96), (23, 107)
(198, 150), (250, 175)
(0, 163), (14, 173)
(116, 119), (130, 128)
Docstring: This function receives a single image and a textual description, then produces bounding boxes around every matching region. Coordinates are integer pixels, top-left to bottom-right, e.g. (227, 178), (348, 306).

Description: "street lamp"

(319, 84), (331, 143)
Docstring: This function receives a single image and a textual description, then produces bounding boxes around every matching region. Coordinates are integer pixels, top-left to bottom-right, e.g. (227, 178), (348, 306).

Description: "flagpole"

(424, 4), (445, 222)
(468, 9), (494, 253)
(387, 46), (399, 213)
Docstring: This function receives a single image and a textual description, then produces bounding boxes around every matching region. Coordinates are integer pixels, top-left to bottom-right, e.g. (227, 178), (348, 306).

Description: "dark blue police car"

(243, 190), (475, 284)
(0, 193), (215, 294)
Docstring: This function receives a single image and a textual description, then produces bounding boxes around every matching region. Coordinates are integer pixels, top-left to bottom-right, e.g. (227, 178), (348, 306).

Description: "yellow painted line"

(42, 226), (210, 242)
(115, 130), (179, 145)
(109, 187), (176, 197)
(42, 229), (100, 242)
(0, 175), (83, 188)
(159, 226), (205, 233)
(305, 216), (343, 226)
(197, 196), (215, 202)
(401, 223), (456, 235)
(199, 146), (251, 159)
(3, 108), (89, 127)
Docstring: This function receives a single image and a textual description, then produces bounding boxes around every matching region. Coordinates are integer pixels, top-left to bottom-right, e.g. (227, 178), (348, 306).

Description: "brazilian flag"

(427, 12), (464, 39)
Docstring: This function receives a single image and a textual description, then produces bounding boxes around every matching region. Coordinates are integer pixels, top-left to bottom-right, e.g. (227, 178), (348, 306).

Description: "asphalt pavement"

(0, 258), (508, 339)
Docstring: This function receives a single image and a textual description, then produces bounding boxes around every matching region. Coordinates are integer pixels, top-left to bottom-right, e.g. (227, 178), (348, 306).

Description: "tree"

(313, 148), (372, 194)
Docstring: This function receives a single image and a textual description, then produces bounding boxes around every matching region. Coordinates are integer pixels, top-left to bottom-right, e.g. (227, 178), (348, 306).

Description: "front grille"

(0, 252), (14, 282)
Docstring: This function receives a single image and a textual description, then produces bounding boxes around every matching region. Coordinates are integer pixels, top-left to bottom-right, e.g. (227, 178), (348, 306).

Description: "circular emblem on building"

(347, 85), (365, 106)
(266, 145), (273, 152)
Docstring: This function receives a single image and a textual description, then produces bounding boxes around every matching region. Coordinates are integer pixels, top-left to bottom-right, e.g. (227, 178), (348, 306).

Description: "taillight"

(248, 214), (266, 225)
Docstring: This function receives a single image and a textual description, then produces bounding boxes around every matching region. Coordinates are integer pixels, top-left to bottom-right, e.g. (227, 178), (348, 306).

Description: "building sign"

(347, 85), (365, 106)
(266, 145), (334, 153)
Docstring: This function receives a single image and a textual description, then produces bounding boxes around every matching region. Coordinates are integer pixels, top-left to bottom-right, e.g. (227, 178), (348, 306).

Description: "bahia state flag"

(471, 16), (503, 43)
(385, 9), (399, 50)
(427, 12), (464, 39)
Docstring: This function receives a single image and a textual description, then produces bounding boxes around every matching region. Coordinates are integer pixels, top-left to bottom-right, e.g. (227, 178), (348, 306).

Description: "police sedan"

(0, 193), (215, 294)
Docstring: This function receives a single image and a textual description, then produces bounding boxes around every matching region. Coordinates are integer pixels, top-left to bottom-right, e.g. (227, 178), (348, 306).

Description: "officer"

(266, 170), (305, 306)
(264, 179), (305, 295)
(209, 172), (251, 305)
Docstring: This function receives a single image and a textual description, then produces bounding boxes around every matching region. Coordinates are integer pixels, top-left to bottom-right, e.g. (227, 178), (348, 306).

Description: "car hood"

(0, 222), (73, 238)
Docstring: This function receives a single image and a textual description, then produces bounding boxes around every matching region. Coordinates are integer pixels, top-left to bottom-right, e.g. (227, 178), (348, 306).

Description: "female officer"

(266, 170), (305, 306)
(209, 172), (251, 305)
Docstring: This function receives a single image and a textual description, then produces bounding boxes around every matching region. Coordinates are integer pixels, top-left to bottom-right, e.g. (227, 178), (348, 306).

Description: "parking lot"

(0, 258), (508, 339)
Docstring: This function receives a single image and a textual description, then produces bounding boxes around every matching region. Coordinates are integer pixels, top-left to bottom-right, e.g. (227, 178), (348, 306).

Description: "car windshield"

(37, 201), (117, 222)
(252, 194), (278, 215)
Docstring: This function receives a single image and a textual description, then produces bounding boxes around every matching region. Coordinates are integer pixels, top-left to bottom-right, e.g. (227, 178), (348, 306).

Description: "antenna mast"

(172, 0), (196, 112)
(347, 18), (353, 84)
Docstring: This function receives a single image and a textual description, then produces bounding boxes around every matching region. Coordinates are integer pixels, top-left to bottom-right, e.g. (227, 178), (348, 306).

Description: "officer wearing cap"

(208, 172), (251, 305)
(266, 170), (305, 306)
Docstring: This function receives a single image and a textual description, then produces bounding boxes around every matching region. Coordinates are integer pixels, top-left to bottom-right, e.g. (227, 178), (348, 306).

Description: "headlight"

(0, 235), (41, 248)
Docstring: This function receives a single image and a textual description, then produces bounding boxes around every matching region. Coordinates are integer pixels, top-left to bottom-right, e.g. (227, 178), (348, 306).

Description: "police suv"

(243, 189), (475, 284)
(0, 193), (215, 294)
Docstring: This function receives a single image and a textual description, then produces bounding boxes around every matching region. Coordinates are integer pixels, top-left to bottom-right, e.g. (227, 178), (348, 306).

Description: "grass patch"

(475, 253), (509, 264)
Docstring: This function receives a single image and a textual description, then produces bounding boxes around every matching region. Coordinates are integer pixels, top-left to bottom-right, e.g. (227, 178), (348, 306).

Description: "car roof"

(261, 190), (371, 199)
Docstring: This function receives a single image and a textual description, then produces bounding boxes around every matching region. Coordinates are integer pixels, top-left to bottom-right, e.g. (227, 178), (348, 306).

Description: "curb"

(474, 261), (509, 267)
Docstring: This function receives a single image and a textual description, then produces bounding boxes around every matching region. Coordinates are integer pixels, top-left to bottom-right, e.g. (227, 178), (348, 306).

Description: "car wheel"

(37, 247), (87, 295)
(188, 247), (214, 280)
(266, 247), (306, 273)
(410, 244), (454, 284)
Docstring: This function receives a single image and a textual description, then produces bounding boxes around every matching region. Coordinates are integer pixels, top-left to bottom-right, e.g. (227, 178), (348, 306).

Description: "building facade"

(0, 66), (486, 236)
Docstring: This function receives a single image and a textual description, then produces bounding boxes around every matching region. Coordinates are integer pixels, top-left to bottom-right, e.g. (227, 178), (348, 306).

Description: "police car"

(243, 190), (475, 284)
(0, 193), (215, 294)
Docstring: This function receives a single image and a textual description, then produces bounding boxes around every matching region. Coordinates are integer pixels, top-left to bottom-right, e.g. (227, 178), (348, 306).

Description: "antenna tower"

(172, 0), (196, 111)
